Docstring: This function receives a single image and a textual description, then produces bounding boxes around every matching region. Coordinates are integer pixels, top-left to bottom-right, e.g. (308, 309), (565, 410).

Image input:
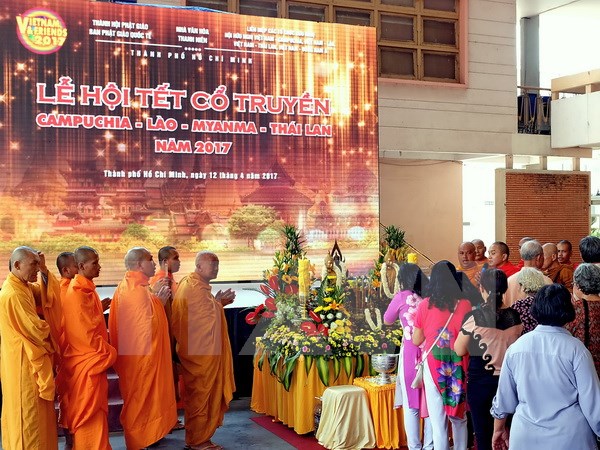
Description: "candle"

(407, 253), (418, 264)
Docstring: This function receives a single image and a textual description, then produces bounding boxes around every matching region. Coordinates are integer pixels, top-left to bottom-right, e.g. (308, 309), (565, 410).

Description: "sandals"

(184, 441), (224, 450)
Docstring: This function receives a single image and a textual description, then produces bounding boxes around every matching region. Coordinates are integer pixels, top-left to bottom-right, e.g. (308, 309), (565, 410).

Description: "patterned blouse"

(512, 296), (537, 334)
(566, 298), (600, 375)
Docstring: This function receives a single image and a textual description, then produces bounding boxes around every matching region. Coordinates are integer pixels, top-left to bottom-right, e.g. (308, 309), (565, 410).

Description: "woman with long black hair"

(454, 269), (522, 450)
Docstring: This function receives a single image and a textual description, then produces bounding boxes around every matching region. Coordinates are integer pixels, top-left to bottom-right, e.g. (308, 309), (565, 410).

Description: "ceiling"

(517, 0), (599, 19)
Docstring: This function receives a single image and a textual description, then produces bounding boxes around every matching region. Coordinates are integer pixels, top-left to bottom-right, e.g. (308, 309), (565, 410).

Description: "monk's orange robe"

(172, 272), (235, 446)
(0, 273), (58, 450)
(108, 271), (177, 449)
(59, 276), (71, 301)
(38, 271), (65, 355)
(149, 269), (178, 324)
(456, 262), (483, 286)
(59, 274), (117, 450)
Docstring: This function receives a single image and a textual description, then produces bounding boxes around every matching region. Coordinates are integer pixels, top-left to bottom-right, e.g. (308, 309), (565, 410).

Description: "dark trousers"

(467, 375), (499, 450)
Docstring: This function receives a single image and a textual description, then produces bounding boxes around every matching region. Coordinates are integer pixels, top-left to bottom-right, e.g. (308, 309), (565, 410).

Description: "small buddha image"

(381, 249), (400, 299)
(321, 248), (346, 289)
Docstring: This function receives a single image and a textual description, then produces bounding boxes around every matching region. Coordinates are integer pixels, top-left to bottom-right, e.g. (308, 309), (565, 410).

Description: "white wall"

(539, 2), (600, 88)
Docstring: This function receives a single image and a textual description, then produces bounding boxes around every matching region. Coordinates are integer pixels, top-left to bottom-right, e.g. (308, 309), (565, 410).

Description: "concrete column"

(520, 16), (540, 88)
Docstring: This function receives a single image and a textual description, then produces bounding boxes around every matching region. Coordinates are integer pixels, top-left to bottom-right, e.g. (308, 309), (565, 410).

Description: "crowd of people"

(385, 235), (600, 450)
(0, 245), (235, 450)
(2, 234), (600, 450)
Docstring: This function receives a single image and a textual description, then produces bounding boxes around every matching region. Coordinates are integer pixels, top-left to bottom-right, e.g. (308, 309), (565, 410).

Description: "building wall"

(380, 160), (463, 266)
(495, 169), (591, 263)
(379, 0), (517, 157)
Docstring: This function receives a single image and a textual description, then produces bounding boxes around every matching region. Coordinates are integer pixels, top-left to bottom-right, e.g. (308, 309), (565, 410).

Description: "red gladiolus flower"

(284, 284), (299, 295)
(265, 297), (277, 311)
(309, 310), (322, 323)
(260, 284), (272, 296)
(245, 312), (258, 325)
(300, 321), (319, 336)
(268, 276), (279, 291)
(262, 311), (275, 318)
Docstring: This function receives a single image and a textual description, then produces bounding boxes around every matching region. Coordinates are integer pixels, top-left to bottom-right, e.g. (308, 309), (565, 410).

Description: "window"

(186, 0), (462, 82)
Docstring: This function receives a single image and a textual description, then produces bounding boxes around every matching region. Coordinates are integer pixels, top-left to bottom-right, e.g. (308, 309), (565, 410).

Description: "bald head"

(74, 246), (98, 265)
(10, 246), (40, 283)
(195, 251), (219, 282)
(56, 251), (77, 279)
(74, 246), (100, 280)
(542, 243), (558, 270)
(458, 242), (476, 268)
(124, 247), (155, 277)
(472, 239), (487, 262)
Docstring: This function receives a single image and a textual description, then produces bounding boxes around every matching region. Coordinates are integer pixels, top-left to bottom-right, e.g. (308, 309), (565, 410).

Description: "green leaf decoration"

(343, 356), (353, 378)
(316, 356), (330, 386)
(369, 359), (377, 376)
(257, 352), (266, 371)
(332, 358), (341, 382)
(355, 355), (364, 377)
(282, 352), (300, 391)
(268, 351), (280, 377)
(304, 355), (314, 376)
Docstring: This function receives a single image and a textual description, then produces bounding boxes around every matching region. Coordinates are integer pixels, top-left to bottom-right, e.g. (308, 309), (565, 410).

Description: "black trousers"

(466, 375), (499, 450)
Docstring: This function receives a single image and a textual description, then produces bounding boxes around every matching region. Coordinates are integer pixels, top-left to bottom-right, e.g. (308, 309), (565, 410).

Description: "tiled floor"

(58, 398), (296, 450)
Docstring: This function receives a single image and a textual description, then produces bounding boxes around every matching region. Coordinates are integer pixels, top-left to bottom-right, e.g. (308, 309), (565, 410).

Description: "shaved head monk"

(57, 251), (77, 298)
(557, 240), (574, 267)
(149, 245), (183, 422)
(0, 246), (58, 449)
(457, 242), (482, 285)
(172, 251), (236, 450)
(108, 247), (177, 449)
(59, 246), (117, 449)
(542, 243), (574, 292)
(471, 239), (487, 263)
(488, 241), (519, 277)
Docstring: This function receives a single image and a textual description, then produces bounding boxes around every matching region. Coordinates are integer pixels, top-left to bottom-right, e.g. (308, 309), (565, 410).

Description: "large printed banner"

(0, 0), (379, 283)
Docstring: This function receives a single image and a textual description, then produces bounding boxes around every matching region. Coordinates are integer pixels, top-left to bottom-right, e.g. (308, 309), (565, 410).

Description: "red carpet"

(251, 415), (326, 450)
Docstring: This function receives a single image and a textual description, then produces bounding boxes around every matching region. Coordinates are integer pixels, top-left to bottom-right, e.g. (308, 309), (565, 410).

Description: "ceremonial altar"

(247, 225), (409, 438)
(251, 349), (371, 434)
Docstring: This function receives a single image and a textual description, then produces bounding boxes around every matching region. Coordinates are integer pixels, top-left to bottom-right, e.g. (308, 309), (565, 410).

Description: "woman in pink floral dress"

(413, 261), (471, 450)
(384, 263), (433, 450)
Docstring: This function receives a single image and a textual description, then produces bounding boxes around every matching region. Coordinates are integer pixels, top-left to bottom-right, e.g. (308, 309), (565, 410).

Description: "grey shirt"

(491, 325), (600, 450)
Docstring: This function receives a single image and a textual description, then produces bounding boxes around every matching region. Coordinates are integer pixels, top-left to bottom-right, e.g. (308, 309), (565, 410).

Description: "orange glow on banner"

(0, 0), (379, 283)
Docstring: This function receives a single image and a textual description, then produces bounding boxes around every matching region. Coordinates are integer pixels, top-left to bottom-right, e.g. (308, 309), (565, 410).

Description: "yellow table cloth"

(251, 347), (369, 434)
(316, 385), (376, 450)
(353, 376), (408, 449)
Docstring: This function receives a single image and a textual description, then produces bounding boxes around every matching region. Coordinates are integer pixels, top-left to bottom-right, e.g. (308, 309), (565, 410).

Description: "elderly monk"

(472, 239), (487, 263)
(108, 247), (177, 449)
(59, 246), (117, 450)
(0, 247), (58, 450)
(542, 243), (574, 292)
(172, 251), (236, 450)
(456, 241), (483, 285)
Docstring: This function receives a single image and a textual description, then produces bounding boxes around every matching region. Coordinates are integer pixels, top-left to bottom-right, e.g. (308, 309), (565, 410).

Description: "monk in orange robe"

(59, 246), (117, 450)
(172, 251), (236, 450)
(456, 241), (483, 285)
(149, 245), (183, 414)
(108, 247), (177, 448)
(0, 246), (58, 450)
(56, 251), (78, 300)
